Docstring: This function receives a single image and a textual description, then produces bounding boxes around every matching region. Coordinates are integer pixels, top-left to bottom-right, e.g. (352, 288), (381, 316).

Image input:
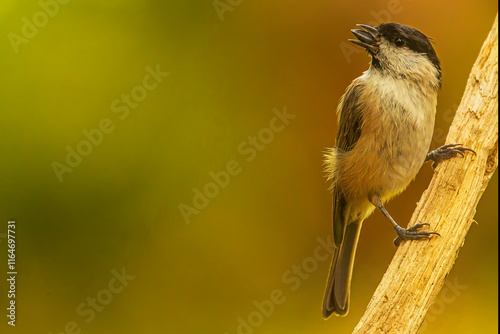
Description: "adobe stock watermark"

(213, 0), (243, 21)
(224, 234), (334, 334)
(178, 106), (296, 224)
(51, 64), (169, 183)
(8, 0), (71, 54)
(49, 267), (135, 334)
(419, 276), (467, 332)
(340, 0), (404, 63)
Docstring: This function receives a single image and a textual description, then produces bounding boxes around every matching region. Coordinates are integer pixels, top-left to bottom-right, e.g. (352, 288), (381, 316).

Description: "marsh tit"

(322, 23), (474, 318)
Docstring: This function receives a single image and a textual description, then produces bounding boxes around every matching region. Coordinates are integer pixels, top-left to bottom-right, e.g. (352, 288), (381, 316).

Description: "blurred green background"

(0, 1), (497, 333)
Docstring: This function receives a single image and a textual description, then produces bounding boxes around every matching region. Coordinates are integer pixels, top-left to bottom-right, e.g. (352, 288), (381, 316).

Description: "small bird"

(322, 23), (474, 319)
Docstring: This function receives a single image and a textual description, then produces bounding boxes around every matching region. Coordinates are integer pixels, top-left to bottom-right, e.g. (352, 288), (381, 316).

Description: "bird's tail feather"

(322, 220), (362, 318)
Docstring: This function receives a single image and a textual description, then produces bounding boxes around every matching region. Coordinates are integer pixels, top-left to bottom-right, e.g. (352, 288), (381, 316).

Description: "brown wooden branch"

(352, 14), (498, 334)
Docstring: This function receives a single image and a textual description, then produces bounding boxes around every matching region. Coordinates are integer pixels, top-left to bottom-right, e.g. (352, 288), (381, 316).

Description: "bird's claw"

(393, 223), (440, 247)
(427, 143), (476, 168)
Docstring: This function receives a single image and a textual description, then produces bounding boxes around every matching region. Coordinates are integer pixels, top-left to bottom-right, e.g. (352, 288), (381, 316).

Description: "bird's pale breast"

(339, 71), (438, 205)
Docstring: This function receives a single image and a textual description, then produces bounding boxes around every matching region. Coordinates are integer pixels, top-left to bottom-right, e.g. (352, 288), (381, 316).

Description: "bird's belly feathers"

(375, 114), (434, 200)
(337, 76), (437, 203)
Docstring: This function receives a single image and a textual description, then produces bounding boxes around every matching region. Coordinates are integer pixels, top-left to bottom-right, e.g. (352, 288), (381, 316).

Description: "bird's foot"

(393, 223), (440, 247)
(426, 143), (476, 168)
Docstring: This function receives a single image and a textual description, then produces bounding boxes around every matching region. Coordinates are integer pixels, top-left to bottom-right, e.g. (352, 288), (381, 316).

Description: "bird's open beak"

(349, 24), (379, 53)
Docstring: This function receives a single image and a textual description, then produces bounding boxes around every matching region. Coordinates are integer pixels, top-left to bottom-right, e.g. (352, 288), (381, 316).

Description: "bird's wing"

(332, 80), (365, 247)
(336, 80), (364, 152)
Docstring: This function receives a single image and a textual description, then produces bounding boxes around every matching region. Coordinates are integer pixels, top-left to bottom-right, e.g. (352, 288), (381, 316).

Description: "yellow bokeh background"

(0, 1), (497, 333)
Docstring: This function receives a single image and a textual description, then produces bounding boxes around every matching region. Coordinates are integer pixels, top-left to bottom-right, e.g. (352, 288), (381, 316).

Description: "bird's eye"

(394, 37), (406, 47)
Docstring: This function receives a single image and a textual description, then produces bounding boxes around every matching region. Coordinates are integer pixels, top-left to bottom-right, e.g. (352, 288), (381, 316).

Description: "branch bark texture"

(352, 14), (498, 334)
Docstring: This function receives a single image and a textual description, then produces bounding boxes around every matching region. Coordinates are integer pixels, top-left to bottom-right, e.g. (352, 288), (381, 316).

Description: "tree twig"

(352, 14), (498, 334)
